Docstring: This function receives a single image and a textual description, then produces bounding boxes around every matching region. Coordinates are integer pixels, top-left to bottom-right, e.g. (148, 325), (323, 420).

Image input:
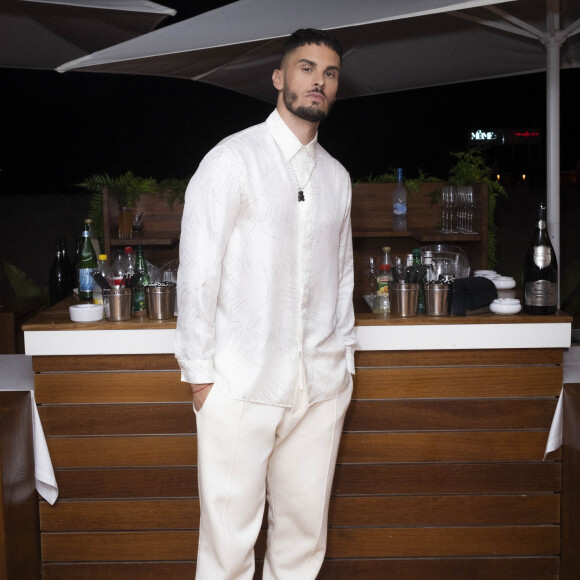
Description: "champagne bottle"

(76, 223), (97, 301)
(522, 202), (558, 314)
(49, 239), (73, 305)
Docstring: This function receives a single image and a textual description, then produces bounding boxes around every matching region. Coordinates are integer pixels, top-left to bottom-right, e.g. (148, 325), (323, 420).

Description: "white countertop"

(24, 319), (572, 356)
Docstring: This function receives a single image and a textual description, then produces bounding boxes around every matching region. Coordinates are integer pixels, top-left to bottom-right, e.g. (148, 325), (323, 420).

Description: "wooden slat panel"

(47, 436), (196, 468)
(53, 468), (199, 500)
(332, 463), (561, 495)
(34, 363), (563, 404)
(355, 348), (564, 367)
(329, 495), (560, 526)
(38, 404), (195, 436)
(43, 562), (197, 580)
(345, 399), (557, 431)
(41, 526), (559, 562)
(31, 347), (564, 373)
(39, 398), (556, 436)
(35, 372), (187, 404)
(338, 431), (555, 463)
(49, 462), (561, 500)
(354, 366), (563, 399)
(40, 499), (199, 531)
(42, 558), (561, 580)
(324, 526), (561, 558)
(42, 531), (200, 562)
(32, 348), (563, 372)
(47, 431), (553, 468)
(318, 557), (560, 580)
(40, 494), (559, 531)
(32, 354), (180, 372)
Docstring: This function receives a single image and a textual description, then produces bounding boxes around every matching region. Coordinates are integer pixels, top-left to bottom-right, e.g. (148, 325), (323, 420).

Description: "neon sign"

(471, 130), (497, 141)
(515, 131), (540, 138)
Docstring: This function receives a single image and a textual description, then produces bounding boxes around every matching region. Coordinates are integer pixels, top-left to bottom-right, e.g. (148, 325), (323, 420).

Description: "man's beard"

(283, 87), (331, 123)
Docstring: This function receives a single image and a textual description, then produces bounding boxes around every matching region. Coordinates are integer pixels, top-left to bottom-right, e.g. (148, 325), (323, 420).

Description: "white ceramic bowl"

(493, 276), (516, 290)
(69, 303), (104, 322)
(490, 298), (521, 315)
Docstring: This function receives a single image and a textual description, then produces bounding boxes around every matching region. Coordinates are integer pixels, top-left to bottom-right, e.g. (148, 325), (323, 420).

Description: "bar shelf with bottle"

(351, 181), (488, 311)
(102, 188), (183, 268)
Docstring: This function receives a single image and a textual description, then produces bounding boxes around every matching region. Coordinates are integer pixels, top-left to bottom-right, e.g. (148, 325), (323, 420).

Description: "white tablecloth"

(0, 355), (58, 504)
(544, 344), (580, 458)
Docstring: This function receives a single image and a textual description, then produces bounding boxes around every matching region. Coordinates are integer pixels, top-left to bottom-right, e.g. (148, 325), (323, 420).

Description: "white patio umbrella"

(0, 0), (176, 70)
(56, 0), (580, 287)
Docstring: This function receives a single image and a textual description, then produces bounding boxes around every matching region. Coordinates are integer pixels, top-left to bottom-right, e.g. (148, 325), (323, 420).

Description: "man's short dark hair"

(279, 29), (343, 67)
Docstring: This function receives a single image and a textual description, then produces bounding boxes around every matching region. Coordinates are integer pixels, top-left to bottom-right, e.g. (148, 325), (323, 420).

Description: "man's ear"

(272, 68), (283, 91)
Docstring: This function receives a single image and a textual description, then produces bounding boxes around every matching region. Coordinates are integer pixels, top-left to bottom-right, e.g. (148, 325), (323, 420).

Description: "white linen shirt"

(174, 109), (356, 407)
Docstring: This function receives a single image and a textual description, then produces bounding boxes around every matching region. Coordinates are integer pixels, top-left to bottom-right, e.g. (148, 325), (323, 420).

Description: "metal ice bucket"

(103, 288), (133, 321)
(389, 282), (419, 317)
(424, 283), (452, 316)
(145, 285), (176, 320)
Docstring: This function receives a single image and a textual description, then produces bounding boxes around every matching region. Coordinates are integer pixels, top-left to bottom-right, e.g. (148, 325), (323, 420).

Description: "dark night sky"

(1, 0), (579, 303)
(1, 0), (580, 196)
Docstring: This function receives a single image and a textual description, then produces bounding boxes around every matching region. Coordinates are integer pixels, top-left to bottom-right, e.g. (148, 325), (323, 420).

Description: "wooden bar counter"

(24, 298), (572, 579)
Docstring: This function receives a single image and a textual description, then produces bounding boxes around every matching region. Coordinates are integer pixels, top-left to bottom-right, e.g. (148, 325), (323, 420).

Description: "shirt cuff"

(177, 358), (215, 385)
(345, 348), (356, 375)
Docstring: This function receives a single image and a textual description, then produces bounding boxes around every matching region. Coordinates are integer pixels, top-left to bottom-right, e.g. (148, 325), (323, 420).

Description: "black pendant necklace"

(287, 152), (316, 202)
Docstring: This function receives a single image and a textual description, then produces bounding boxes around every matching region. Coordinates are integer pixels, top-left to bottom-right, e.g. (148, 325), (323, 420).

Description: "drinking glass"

(440, 186), (456, 233)
(465, 186), (477, 234)
(118, 206), (134, 239)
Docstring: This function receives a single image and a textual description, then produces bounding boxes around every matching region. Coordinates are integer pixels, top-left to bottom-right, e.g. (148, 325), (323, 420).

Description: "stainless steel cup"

(103, 288), (133, 321)
(424, 283), (451, 316)
(145, 285), (176, 320)
(389, 282), (419, 317)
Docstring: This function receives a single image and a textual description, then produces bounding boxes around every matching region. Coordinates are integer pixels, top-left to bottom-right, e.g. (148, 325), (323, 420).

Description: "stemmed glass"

(464, 186), (477, 234)
(440, 186), (456, 233)
(455, 186), (466, 233)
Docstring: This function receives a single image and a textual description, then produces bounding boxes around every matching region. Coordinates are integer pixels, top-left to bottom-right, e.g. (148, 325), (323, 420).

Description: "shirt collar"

(266, 109), (318, 165)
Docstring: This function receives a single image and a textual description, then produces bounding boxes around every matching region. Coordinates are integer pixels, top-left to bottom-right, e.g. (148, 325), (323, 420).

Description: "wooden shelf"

(353, 229), (412, 238)
(353, 228), (482, 242)
(350, 182), (488, 310)
(408, 228), (482, 243)
(110, 232), (180, 247)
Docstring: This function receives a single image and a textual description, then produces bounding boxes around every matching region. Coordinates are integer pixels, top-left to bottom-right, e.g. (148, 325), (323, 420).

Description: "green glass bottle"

(76, 223), (97, 301)
(413, 248), (425, 313)
(133, 246), (150, 316)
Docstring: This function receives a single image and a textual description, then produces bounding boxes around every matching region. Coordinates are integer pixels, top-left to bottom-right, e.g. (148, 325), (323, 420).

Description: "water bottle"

(393, 167), (407, 231)
(84, 218), (101, 257)
(76, 223), (97, 301)
(111, 250), (126, 288)
(93, 254), (113, 304)
(124, 246), (135, 278)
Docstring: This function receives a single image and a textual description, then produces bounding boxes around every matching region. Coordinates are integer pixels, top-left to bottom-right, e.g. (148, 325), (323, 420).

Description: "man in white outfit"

(175, 28), (356, 579)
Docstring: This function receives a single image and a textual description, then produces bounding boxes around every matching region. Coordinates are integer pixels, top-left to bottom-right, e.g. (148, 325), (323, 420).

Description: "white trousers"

(194, 379), (352, 580)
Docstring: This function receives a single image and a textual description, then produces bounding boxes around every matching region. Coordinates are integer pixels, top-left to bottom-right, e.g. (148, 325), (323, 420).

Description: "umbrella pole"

(545, 7), (561, 309)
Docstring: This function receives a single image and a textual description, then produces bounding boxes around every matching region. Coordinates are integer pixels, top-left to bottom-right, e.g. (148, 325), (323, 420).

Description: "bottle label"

(133, 288), (146, 313)
(78, 268), (94, 294)
(525, 280), (557, 307)
(393, 202), (407, 215)
(533, 245), (552, 268)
